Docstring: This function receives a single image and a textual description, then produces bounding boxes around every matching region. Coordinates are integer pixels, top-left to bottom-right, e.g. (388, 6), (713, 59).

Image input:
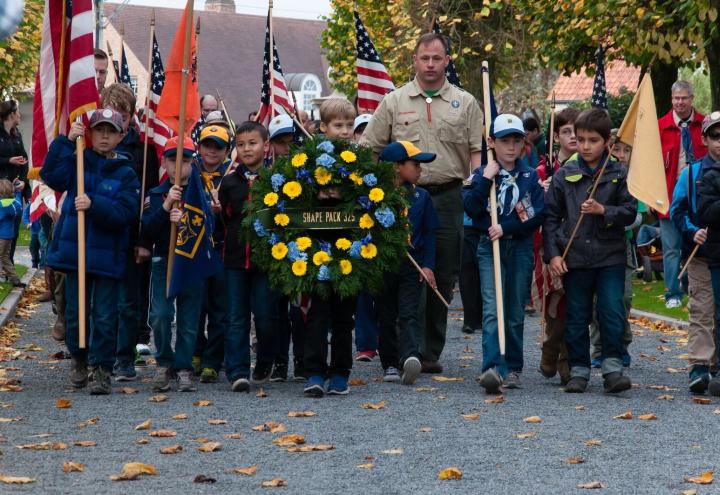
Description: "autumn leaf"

(149, 430), (177, 438)
(484, 396), (505, 404)
(658, 395), (674, 400)
(585, 439), (602, 446)
(436, 396), (448, 400)
(381, 448), (404, 455)
(110, 462), (157, 481)
(252, 422), (286, 433)
(119, 387), (138, 394)
(256, 388), (268, 398)
(197, 442), (222, 453)
(195, 437), (211, 443)
(231, 465), (257, 476)
(261, 478), (287, 487)
(172, 413), (188, 420)
(273, 434), (305, 447)
(134, 419), (152, 431)
(357, 463), (374, 470)
(681, 490), (698, 495)
(148, 394), (168, 402)
(692, 397), (712, 405)
(348, 378), (366, 386)
(566, 456), (585, 464)
(287, 444), (335, 452)
(224, 433), (243, 439)
(73, 440), (96, 447)
(136, 438), (149, 445)
(288, 411), (316, 417)
(159, 445), (182, 454)
(16, 442), (67, 450)
(515, 432), (538, 439)
(56, 398), (72, 409)
(208, 419), (228, 425)
(62, 461), (85, 472)
(193, 400), (213, 407)
(638, 413), (658, 421)
(577, 481), (605, 489)
(613, 411), (633, 420)
(685, 471), (714, 484)
(461, 413), (480, 421)
(0, 417), (21, 422)
(361, 400), (386, 410)
(76, 417), (99, 428)
(438, 467), (463, 480)
(0, 475), (36, 484)
(523, 416), (542, 423)
(419, 427), (432, 433)
(415, 386), (438, 392)
(431, 376), (464, 382)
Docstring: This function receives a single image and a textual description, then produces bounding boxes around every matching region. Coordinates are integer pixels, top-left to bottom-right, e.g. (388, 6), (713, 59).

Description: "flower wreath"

(246, 136), (411, 299)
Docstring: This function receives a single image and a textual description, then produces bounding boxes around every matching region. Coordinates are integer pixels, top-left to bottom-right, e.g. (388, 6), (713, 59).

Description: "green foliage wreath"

(245, 136), (411, 299)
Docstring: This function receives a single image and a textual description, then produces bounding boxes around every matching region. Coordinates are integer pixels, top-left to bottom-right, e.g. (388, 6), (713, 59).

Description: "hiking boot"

(270, 362), (288, 382)
(231, 377), (250, 392)
(327, 374), (349, 395)
(420, 360), (443, 374)
(51, 316), (66, 342)
(461, 325), (475, 335)
(383, 367), (401, 383)
(114, 362), (136, 382)
(304, 375), (325, 398)
(503, 372), (522, 389)
(564, 377), (588, 393)
(192, 356), (202, 376)
(689, 366), (711, 394)
(401, 356), (421, 385)
(177, 370), (197, 392)
(292, 358), (306, 382)
(152, 366), (171, 392)
(252, 362), (273, 384)
(478, 367), (502, 394)
(200, 368), (219, 383)
(603, 372), (631, 394)
(89, 366), (111, 395)
(70, 358), (88, 388)
(708, 377), (720, 397)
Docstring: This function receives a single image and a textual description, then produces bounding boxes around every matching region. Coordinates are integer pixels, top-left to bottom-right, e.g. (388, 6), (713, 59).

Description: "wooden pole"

(75, 118), (87, 349)
(678, 241), (702, 280)
(215, 89), (236, 135)
(539, 94), (556, 342)
(166, 0), (195, 295)
(481, 61), (506, 356)
(139, 10), (156, 235)
(406, 252), (449, 308)
(119, 23), (125, 81)
(268, 1), (277, 120)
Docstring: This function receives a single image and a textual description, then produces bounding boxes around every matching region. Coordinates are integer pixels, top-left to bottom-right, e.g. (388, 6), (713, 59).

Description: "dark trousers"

(195, 269), (228, 371)
(275, 296), (306, 365)
(377, 260), (422, 369)
(9, 215), (20, 263)
(116, 255), (151, 367)
(459, 227), (483, 330)
(304, 294), (356, 378)
(29, 232), (40, 267)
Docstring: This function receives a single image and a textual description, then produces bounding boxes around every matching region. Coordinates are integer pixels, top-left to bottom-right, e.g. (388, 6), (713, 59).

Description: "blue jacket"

(0, 192), (21, 240)
(670, 156), (713, 258)
(463, 159), (545, 239)
(142, 180), (174, 257)
(405, 184), (440, 269)
(41, 136), (140, 279)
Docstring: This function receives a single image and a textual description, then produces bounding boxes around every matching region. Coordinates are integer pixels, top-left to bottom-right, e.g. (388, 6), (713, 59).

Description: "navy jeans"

(304, 294), (356, 378)
(224, 268), (279, 382)
(65, 272), (119, 371)
(708, 268), (720, 362)
(459, 227), (483, 330)
(149, 257), (204, 371)
(195, 268), (228, 371)
(275, 297), (306, 365)
(116, 254), (151, 368)
(659, 218), (684, 301)
(564, 264), (626, 379)
(477, 235), (534, 378)
(354, 290), (378, 352)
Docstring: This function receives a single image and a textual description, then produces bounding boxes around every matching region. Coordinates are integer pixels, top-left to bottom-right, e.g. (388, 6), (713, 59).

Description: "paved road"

(0, 287), (717, 494)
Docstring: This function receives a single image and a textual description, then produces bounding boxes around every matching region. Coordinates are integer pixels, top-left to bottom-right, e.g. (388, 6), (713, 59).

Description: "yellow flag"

(617, 74), (669, 214)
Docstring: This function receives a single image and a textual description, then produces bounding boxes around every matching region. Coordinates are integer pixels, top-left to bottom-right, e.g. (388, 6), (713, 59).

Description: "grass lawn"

(631, 277), (688, 321)
(0, 265), (29, 305)
(16, 228), (30, 247)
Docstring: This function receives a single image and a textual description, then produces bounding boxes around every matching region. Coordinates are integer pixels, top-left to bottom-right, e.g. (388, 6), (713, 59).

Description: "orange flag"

(156, 0), (200, 136)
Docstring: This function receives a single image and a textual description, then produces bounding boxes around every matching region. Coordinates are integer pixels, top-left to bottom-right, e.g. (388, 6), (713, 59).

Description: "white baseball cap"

(492, 113), (525, 138)
(354, 114), (372, 132)
(269, 114), (294, 140)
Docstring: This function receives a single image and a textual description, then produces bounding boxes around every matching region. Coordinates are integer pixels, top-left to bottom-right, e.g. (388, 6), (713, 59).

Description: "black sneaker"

(689, 366), (711, 394)
(270, 362), (288, 382)
(564, 377), (588, 393)
(603, 372), (631, 393)
(708, 377), (720, 397)
(89, 366), (111, 395)
(461, 326), (475, 334)
(231, 377), (250, 392)
(70, 358), (88, 388)
(292, 358), (306, 382)
(252, 362), (273, 384)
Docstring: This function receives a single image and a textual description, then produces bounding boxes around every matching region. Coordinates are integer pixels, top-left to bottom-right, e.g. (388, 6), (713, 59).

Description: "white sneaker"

(665, 298), (682, 309)
(401, 356), (421, 385)
(383, 367), (401, 383)
(136, 343), (151, 355)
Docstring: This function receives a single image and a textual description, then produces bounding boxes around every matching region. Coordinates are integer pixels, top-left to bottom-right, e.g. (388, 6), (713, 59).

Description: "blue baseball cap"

(380, 141), (436, 163)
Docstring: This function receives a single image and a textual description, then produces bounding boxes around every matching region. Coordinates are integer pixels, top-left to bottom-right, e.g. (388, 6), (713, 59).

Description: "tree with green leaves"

(0, 0), (43, 97)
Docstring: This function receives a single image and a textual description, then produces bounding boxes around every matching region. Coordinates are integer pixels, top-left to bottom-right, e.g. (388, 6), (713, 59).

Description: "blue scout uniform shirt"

(405, 183), (440, 270)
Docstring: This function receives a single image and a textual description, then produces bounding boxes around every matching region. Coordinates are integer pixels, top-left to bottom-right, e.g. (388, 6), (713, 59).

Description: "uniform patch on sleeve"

(564, 174), (583, 183)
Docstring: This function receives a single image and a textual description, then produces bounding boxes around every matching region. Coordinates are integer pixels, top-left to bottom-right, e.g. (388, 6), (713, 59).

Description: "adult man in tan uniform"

(361, 33), (484, 372)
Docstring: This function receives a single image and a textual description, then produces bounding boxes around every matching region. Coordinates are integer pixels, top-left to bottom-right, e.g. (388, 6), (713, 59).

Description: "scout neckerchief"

(497, 167), (520, 215)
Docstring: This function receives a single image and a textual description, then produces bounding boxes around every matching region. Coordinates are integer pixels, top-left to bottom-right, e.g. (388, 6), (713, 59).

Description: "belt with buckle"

(423, 179), (462, 195)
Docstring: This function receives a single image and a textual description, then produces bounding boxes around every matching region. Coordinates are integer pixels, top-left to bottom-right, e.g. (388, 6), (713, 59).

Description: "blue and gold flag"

(168, 165), (223, 297)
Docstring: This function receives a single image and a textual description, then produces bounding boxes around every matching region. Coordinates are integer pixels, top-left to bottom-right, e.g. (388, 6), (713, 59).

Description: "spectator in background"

(94, 49), (109, 92)
(191, 94), (219, 145)
(0, 99), (29, 262)
(523, 116), (546, 160)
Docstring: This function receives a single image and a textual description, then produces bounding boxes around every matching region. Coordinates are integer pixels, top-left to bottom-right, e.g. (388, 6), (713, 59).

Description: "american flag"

(139, 31), (173, 175)
(354, 11), (394, 112)
(255, 14), (293, 126)
(30, 0), (98, 222)
(591, 46), (608, 110)
(119, 41), (132, 87)
(432, 19), (462, 88)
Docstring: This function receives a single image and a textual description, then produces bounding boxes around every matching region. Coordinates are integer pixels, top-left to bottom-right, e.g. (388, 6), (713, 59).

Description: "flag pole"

(540, 92), (556, 342)
(268, 0), (276, 120)
(406, 251), (449, 308)
(215, 89), (236, 135)
(139, 10), (156, 235)
(166, 0), (195, 295)
(481, 61), (506, 356)
(106, 41), (119, 84)
(119, 23), (125, 81)
(678, 238), (704, 280)
(75, 117), (87, 349)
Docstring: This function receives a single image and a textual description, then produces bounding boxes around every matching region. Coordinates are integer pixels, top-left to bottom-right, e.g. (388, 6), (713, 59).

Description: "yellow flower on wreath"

(291, 153), (308, 167)
(360, 243), (378, 259)
(348, 172), (363, 185)
(271, 242), (288, 260)
(314, 167), (332, 186)
(274, 213), (290, 226)
(339, 259), (352, 275)
(368, 188), (385, 203)
(292, 260), (307, 276)
(313, 251), (331, 266)
(296, 237), (312, 251)
(335, 238), (351, 250)
(340, 150), (357, 163)
(282, 181), (302, 199)
(264, 192), (279, 207)
(359, 213), (374, 229)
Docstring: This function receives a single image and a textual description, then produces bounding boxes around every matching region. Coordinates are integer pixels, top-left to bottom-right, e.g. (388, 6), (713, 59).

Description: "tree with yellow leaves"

(0, 0), (43, 97)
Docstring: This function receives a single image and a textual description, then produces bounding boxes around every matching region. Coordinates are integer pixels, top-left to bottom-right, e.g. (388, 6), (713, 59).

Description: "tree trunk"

(651, 61), (679, 117)
(705, 0), (720, 110)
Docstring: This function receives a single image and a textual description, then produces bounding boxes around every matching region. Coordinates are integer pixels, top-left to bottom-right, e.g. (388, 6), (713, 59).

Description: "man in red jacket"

(658, 81), (707, 308)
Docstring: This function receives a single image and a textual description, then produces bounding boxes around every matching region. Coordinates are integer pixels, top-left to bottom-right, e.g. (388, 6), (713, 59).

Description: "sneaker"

(478, 367), (502, 394)
(270, 362), (288, 382)
(303, 375), (325, 397)
(461, 326), (475, 335)
(231, 377), (250, 392)
(114, 363), (137, 382)
(564, 377), (588, 393)
(665, 298), (682, 309)
(152, 366), (171, 392)
(192, 356), (202, 376)
(708, 376), (720, 397)
(252, 362), (273, 384)
(420, 360), (443, 374)
(383, 367), (401, 383)
(200, 368), (219, 383)
(622, 350), (632, 368)
(689, 366), (711, 394)
(89, 366), (111, 395)
(503, 372), (522, 389)
(327, 375), (349, 395)
(70, 358), (88, 388)
(591, 357), (602, 368)
(177, 370), (197, 392)
(354, 351), (376, 362)
(136, 343), (151, 355)
(603, 372), (631, 393)
(292, 358), (306, 382)
(401, 356), (421, 385)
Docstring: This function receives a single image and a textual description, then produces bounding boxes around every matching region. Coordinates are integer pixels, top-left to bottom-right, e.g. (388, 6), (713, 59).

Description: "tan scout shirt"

(360, 77), (484, 186)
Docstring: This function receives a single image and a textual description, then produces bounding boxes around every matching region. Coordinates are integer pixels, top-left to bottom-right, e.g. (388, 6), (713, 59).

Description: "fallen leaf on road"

(658, 395), (674, 400)
(666, 367), (682, 374)
(523, 416), (542, 423)
(463, 345), (473, 353)
(273, 434), (305, 447)
(256, 388), (268, 398)
(231, 465), (257, 476)
(584, 439), (602, 446)
(73, 441), (96, 447)
(149, 430), (177, 437)
(648, 385), (677, 391)
(613, 411), (633, 420)
(432, 376), (464, 382)
(208, 419), (227, 425)
(381, 448), (404, 455)
(713, 408), (720, 415)
(692, 397), (711, 405)
(194, 474), (216, 484)
(438, 467), (462, 480)
(172, 414), (188, 420)
(419, 427), (432, 432)
(566, 456), (584, 464)
(0, 475), (35, 484)
(197, 442), (222, 453)
(0, 417), (21, 422)
(638, 413), (658, 421)
(685, 471), (713, 484)
(148, 394), (168, 402)
(16, 442), (67, 450)
(515, 432), (537, 439)
(76, 417), (98, 428)
(682, 490), (698, 495)
(252, 422), (286, 433)
(160, 445), (182, 454)
(135, 439), (149, 445)
(195, 437), (210, 443)
(676, 353), (690, 360)
(287, 444), (335, 452)
(348, 378), (366, 386)
(261, 478), (287, 488)
(119, 387), (137, 394)
(62, 461), (84, 472)
(55, 399), (71, 409)
(577, 481), (604, 489)
(575, 405), (586, 411)
(224, 433), (243, 439)
(361, 400), (385, 410)
(357, 463), (374, 469)
(484, 396), (505, 404)
(134, 419), (152, 431)
(461, 413), (480, 420)
(436, 396), (448, 400)
(110, 462), (157, 481)
(288, 411), (316, 417)
(415, 386), (437, 392)
(193, 400), (213, 407)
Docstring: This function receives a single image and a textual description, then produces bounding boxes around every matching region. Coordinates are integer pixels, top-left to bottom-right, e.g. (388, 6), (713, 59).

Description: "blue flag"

(168, 165), (223, 297)
(119, 42), (132, 87)
(592, 46), (608, 110)
(432, 19), (462, 88)
(481, 68), (498, 166)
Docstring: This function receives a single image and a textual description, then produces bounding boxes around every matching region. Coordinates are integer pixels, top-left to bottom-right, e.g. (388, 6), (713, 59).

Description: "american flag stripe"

(255, 12), (293, 127)
(354, 11), (393, 112)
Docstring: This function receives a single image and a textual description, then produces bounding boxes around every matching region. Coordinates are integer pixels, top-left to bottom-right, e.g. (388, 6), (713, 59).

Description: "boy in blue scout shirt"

(41, 108), (140, 395)
(464, 114), (545, 394)
(376, 141), (440, 385)
(543, 108), (637, 394)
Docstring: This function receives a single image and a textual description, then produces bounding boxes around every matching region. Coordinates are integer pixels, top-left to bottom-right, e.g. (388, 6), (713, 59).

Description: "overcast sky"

(106, 0), (332, 20)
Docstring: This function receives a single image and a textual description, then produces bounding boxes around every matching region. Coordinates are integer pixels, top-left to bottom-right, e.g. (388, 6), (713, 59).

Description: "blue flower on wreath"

(268, 233), (280, 246)
(296, 167), (313, 184)
(287, 241), (308, 262)
(276, 199), (286, 212)
(338, 166), (349, 178)
(374, 207), (395, 228)
(316, 140), (335, 154)
(349, 241), (362, 258)
(319, 241), (332, 253)
(361, 233), (373, 246)
(253, 219), (268, 237)
(363, 173), (377, 187)
(317, 265), (331, 281)
(316, 153), (336, 168)
(358, 195), (372, 210)
(271, 173), (286, 192)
